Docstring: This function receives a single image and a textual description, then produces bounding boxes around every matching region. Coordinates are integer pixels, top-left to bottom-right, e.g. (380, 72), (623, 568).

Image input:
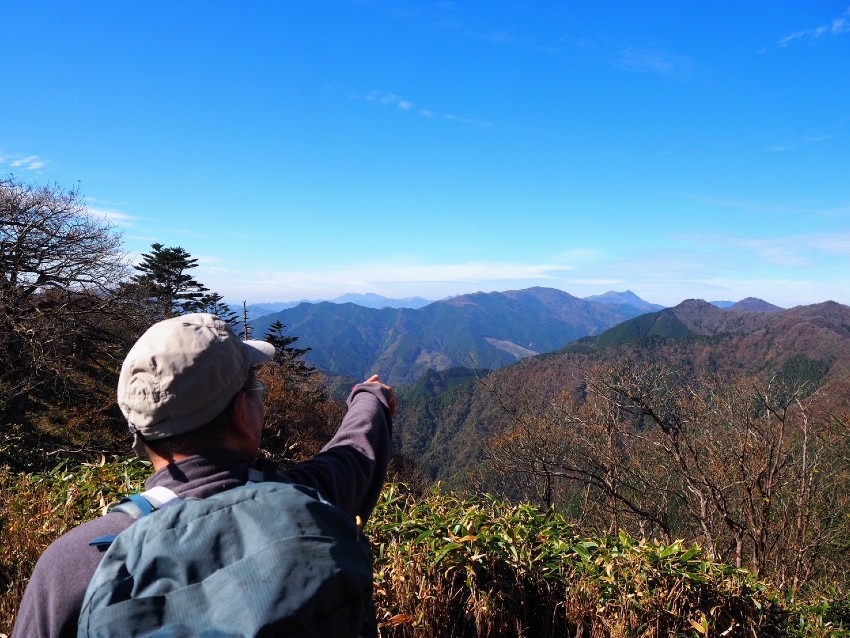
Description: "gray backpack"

(77, 481), (375, 637)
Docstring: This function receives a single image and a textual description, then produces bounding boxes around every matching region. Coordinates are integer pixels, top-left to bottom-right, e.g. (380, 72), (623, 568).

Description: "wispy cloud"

(362, 0), (524, 49)
(734, 237), (810, 267)
(767, 134), (834, 152)
(562, 35), (693, 79)
(86, 206), (138, 226)
(260, 260), (573, 287)
(672, 232), (808, 267)
(568, 278), (626, 287)
(205, 257), (578, 302)
(614, 47), (692, 78)
(807, 233), (850, 254)
(351, 90), (416, 111)
(678, 231), (850, 267)
(557, 245), (848, 308)
(777, 6), (850, 47)
(196, 239), (850, 309)
(684, 192), (842, 217)
(467, 28), (519, 47)
(349, 89), (496, 127)
(1, 154), (47, 171)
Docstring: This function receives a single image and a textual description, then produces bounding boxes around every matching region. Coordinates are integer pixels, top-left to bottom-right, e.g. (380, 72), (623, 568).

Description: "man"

(14, 312), (396, 637)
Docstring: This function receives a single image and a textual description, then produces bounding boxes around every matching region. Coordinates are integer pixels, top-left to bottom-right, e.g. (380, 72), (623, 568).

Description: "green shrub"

(367, 484), (842, 637)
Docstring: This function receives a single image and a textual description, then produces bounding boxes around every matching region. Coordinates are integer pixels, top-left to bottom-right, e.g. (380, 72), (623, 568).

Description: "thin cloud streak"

(613, 47), (693, 78)
(568, 278), (626, 287)
(203, 259), (577, 301)
(569, 37), (694, 79)
(767, 134), (834, 153)
(674, 231), (850, 267)
(808, 234), (850, 254)
(2, 154), (46, 171)
(87, 207), (138, 225)
(684, 192), (845, 217)
(778, 6), (850, 47)
(348, 89), (498, 128)
(254, 261), (573, 286)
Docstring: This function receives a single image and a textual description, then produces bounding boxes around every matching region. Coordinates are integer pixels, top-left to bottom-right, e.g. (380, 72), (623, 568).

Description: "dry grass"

(1, 463), (848, 637)
(0, 457), (147, 634)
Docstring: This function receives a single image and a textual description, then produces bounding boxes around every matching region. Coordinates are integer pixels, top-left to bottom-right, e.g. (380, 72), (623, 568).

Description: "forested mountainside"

(251, 287), (654, 385)
(395, 300), (850, 481)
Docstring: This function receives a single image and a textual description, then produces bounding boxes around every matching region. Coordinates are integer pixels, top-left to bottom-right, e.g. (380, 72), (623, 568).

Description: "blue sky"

(4, 1), (849, 308)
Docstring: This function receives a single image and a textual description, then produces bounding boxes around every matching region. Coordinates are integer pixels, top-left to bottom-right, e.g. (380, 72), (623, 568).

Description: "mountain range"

(246, 293), (433, 318)
(393, 298), (850, 481)
(250, 288), (661, 385)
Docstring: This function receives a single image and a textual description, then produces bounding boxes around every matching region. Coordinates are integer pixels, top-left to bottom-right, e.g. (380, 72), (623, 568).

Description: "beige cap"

(118, 313), (275, 441)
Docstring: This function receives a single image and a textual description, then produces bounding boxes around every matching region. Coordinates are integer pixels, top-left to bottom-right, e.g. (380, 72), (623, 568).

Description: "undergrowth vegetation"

(0, 457), (149, 628)
(2, 460), (848, 636)
(369, 483), (850, 637)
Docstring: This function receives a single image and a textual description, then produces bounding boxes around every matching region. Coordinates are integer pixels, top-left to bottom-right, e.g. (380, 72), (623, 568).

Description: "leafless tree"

(1, 177), (127, 425)
(483, 365), (676, 537)
(482, 359), (850, 593)
(591, 364), (849, 590)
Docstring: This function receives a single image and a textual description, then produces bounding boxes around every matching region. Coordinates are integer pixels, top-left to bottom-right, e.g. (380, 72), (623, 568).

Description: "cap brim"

(243, 339), (275, 365)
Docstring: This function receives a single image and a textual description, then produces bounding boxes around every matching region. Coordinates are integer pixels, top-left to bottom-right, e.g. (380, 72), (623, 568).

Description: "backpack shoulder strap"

(246, 467), (265, 484)
(110, 485), (180, 518)
(88, 486), (180, 549)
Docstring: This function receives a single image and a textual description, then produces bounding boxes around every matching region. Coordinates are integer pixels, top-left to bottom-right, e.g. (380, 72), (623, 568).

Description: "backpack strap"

(88, 486), (180, 549)
(246, 467), (266, 484)
(110, 485), (180, 518)
(89, 466), (272, 550)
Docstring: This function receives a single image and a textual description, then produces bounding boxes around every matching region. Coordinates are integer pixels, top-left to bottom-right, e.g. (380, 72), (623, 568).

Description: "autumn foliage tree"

(256, 320), (342, 464)
(483, 361), (850, 594)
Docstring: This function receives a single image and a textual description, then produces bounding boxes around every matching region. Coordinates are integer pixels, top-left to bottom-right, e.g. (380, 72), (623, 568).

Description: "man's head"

(118, 313), (275, 459)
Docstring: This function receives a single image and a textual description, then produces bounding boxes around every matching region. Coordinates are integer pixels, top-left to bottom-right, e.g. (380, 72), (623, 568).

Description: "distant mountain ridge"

(708, 298), (783, 311)
(246, 293), (432, 318)
(395, 298), (850, 481)
(331, 293), (432, 309)
(248, 290), (665, 318)
(728, 297), (784, 312)
(567, 297), (787, 352)
(584, 290), (665, 313)
(251, 287), (660, 385)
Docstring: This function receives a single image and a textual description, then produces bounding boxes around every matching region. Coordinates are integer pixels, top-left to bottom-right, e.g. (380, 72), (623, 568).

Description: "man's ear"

(228, 391), (254, 440)
(223, 390), (264, 460)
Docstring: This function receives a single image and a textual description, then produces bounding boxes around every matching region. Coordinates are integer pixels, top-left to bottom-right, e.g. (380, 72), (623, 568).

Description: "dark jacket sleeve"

(12, 514), (132, 638)
(280, 382), (393, 523)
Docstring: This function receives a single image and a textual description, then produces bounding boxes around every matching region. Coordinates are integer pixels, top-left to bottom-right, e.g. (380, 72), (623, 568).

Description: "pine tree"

(264, 320), (314, 382)
(132, 243), (208, 319)
(258, 320), (330, 464)
(200, 292), (241, 334)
